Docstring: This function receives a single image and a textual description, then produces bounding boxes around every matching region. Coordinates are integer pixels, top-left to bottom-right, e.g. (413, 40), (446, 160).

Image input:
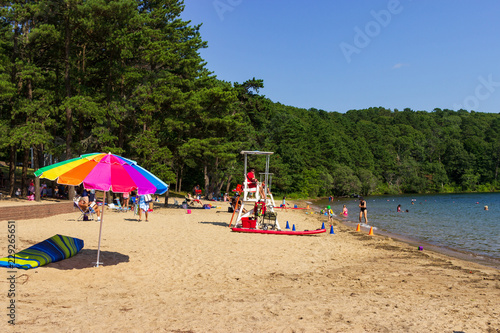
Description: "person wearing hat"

(327, 205), (334, 223)
(359, 197), (368, 224)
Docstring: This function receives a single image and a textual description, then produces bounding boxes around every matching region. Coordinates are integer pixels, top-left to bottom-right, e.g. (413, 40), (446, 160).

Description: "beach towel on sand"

(0, 234), (84, 270)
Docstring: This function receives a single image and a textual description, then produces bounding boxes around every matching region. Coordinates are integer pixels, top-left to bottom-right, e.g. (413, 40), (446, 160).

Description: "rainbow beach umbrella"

(35, 152), (169, 267)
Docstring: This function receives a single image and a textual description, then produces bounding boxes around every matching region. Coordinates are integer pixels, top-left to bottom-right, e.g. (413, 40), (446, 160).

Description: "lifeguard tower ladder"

(235, 150), (280, 230)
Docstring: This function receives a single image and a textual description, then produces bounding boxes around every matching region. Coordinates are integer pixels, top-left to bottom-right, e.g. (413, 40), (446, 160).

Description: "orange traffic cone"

(355, 224), (360, 232)
(368, 226), (374, 236)
(306, 204), (310, 209)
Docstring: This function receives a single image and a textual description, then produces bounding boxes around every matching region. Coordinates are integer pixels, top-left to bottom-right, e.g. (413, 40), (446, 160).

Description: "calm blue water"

(315, 193), (500, 264)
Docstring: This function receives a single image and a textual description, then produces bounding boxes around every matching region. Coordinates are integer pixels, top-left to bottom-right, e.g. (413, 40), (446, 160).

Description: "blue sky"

(181, 0), (500, 113)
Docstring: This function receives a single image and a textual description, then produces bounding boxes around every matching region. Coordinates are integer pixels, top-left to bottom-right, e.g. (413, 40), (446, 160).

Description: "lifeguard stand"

(235, 150), (280, 230)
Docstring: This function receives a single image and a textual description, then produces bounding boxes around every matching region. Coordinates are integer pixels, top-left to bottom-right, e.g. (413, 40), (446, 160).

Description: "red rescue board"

(231, 228), (326, 235)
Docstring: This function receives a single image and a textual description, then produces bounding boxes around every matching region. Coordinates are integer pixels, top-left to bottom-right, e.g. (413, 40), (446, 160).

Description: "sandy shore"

(1, 199), (499, 332)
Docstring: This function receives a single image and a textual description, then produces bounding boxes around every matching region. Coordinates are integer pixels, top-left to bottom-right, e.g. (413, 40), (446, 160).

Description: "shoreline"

(365, 222), (499, 269)
(342, 220), (500, 270)
(309, 201), (500, 271)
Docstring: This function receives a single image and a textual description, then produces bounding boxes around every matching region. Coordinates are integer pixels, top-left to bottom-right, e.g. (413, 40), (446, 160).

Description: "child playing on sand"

(327, 205), (334, 223)
(281, 196), (288, 211)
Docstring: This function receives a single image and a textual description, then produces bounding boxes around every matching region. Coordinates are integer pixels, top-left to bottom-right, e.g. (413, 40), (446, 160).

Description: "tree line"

(1, 1), (499, 199)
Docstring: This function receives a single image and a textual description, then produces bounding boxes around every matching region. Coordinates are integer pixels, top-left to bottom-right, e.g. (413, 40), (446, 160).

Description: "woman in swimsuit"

(359, 197), (368, 224)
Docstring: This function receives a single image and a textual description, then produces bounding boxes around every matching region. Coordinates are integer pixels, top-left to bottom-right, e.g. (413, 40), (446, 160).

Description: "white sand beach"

(0, 199), (499, 332)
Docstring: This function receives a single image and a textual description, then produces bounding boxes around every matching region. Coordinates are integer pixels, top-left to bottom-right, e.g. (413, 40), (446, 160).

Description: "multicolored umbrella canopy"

(35, 153), (168, 267)
(35, 153), (168, 195)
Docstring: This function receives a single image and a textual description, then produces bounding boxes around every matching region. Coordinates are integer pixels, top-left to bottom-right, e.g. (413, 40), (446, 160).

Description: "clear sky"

(181, 0), (500, 113)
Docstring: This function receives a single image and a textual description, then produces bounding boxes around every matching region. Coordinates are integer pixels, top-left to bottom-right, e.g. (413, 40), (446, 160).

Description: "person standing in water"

(359, 197), (368, 224)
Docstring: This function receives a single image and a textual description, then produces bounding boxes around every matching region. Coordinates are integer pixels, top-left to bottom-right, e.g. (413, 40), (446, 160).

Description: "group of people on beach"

(323, 197), (368, 224)
(77, 189), (152, 222)
(11, 178), (69, 199)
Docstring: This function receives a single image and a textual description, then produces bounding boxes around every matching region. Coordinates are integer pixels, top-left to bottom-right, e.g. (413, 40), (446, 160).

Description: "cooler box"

(241, 217), (256, 229)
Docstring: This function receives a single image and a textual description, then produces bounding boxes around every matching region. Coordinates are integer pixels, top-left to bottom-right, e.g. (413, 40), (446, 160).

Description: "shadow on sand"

(199, 221), (229, 228)
(47, 249), (130, 270)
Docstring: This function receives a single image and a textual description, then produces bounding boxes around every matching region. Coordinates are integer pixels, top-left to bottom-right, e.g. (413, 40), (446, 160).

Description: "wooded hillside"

(1, 1), (499, 198)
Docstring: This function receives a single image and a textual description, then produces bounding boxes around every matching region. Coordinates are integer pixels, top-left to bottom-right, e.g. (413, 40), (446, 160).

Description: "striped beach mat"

(0, 234), (84, 270)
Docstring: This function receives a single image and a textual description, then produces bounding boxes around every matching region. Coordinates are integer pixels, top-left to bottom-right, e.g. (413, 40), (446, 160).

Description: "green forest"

(1, 0), (500, 199)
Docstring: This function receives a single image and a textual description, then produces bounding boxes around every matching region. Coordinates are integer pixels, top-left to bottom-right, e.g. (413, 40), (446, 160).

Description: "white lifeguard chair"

(234, 150), (280, 230)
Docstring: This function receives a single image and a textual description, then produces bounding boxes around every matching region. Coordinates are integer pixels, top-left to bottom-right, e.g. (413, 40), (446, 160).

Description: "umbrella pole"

(95, 190), (106, 267)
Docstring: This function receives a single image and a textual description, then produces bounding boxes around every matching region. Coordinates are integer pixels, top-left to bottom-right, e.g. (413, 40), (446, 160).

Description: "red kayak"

(231, 228), (326, 235)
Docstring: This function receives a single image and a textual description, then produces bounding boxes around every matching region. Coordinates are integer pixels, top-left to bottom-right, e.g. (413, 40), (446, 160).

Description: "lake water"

(314, 193), (500, 268)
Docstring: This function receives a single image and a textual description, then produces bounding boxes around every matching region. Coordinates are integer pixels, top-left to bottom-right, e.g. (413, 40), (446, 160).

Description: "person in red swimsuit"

(247, 168), (266, 198)
(193, 184), (202, 199)
(247, 168), (258, 188)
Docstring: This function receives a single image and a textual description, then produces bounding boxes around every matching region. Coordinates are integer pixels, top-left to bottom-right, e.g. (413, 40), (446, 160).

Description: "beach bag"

(144, 194), (152, 203)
